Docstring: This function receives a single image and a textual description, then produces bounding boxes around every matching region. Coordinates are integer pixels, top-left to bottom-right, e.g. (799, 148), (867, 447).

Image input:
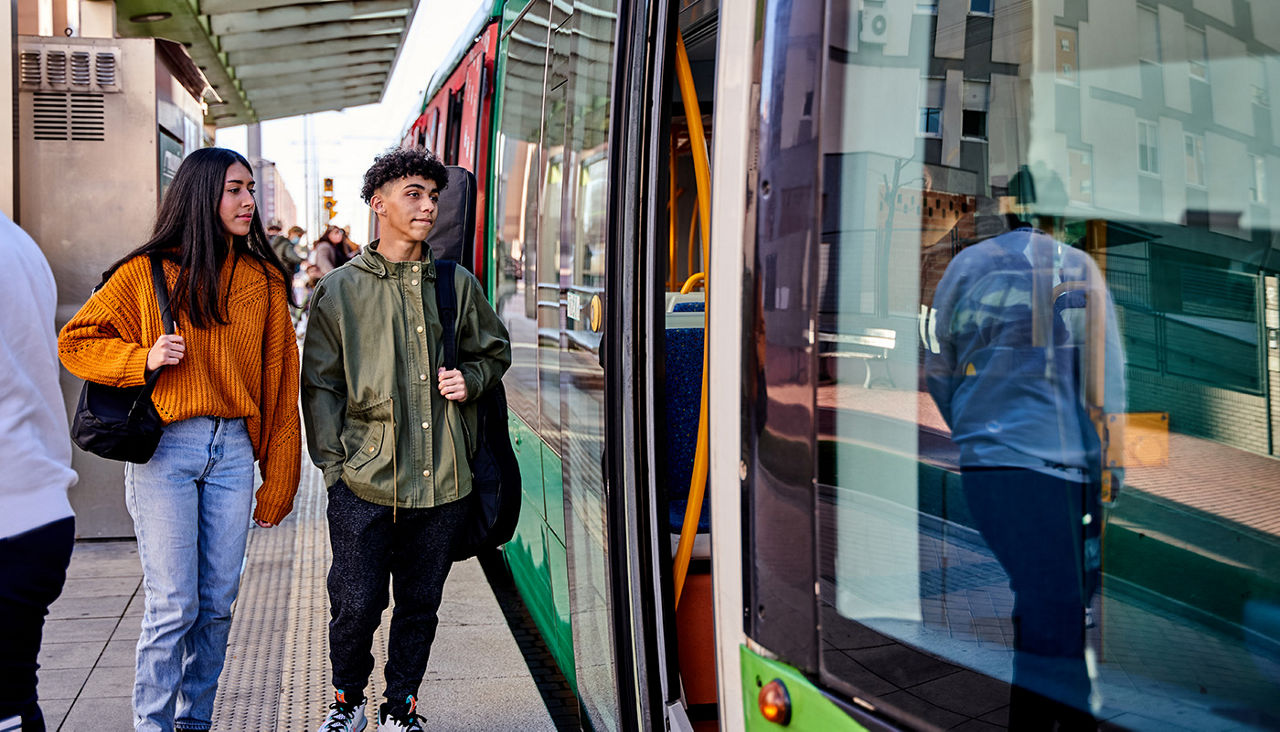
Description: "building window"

(1056, 27), (1079, 83)
(1069, 148), (1094, 204)
(1138, 120), (1160, 175)
(1252, 154), (1267, 204)
(1138, 6), (1160, 64)
(1185, 133), (1206, 187)
(1186, 26), (1207, 81)
(916, 0), (938, 13)
(1252, 55), (1270, 106)
(920, 107), (942, 137)
(970, 0), (993, 15)
(962, 110), (987, 139)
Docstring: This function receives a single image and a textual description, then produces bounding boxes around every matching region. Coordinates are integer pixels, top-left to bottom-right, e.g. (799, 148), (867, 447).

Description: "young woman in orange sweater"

(58, 148), (301, 732)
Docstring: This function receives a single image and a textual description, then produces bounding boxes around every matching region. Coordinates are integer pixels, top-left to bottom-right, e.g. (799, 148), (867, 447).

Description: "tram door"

(545, 0), (628, 728)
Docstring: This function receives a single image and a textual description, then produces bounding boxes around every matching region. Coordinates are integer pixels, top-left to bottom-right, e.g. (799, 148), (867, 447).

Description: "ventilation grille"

(70, 93), (106, 140)
(46, 50), (67, 87)
(19, 51), (41, 86)
(95, 52), (117, 88)
(71, 51), (91, 86)
(17, 43), (121, 92)
(32, 91), (106, 142)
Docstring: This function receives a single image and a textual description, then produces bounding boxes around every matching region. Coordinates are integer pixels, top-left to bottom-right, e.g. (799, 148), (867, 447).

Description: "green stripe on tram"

(504, 413), (578, 691)
(740, 646), (869, 731)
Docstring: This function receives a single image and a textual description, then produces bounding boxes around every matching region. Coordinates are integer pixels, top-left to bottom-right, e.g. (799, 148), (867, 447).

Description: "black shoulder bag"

(71, 256), (175, 463)
(434, 260), (522, 561)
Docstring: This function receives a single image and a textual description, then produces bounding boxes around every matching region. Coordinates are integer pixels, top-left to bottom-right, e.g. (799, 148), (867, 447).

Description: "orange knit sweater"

(58, 254), (301, 524)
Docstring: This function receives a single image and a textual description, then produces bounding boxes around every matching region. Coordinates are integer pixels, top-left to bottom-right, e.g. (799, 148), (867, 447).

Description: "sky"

(217, 0), (485, 245)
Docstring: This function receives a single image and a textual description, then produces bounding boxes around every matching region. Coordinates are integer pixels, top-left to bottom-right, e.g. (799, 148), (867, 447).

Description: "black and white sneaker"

(378, 695), (425, 732)
(317, 689), (367, 732)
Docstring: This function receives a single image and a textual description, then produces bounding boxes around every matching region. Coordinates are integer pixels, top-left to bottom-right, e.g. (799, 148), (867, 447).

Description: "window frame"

(1185, 132), (1207, 188)
(1056, 26), (1080, 85)
(920, 106), (942, 138)
(1137, 5), (1161, 65)
(1068, 147), (1095, 205)
(1186, 25), (1208, 81)
(1137, 119), (1161, 177)
(961, 109), (988, 141)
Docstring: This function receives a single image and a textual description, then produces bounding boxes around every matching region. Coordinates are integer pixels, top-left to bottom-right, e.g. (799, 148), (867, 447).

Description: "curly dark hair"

(361, 147), (449, 202)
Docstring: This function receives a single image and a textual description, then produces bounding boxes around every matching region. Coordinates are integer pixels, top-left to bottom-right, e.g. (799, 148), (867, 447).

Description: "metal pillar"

(247, 122), (265, 216)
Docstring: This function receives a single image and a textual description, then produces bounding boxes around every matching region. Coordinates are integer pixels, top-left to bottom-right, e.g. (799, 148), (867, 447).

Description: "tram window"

(492, 2), (553, 429)
(445, 87), (465, 165)
(804, 0), (1280, 728)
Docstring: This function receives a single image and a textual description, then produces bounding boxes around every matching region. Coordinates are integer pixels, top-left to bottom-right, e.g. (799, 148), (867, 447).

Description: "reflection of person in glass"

(925, 220), (1125, 726)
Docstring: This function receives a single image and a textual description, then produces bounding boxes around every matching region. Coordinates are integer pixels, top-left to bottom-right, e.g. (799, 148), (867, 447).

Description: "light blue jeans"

(124, 417), (254, 732)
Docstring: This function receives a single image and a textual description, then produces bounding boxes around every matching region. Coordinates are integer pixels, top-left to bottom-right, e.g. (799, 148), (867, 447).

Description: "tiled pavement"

(34, 474), (557, 731)
(36, 542), (144, 731)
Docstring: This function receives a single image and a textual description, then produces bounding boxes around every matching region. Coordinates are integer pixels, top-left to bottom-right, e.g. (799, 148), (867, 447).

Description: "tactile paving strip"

(216, 453), (396, 731)
(213, 466), (297, 730)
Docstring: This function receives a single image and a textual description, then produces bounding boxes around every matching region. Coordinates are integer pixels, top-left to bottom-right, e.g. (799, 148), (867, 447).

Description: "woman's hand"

(146, 334), (185, 371)
(438, 367), (468, 401)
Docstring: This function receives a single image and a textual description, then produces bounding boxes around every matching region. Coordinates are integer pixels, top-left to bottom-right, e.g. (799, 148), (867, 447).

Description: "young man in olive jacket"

(302, 148), (511, 732)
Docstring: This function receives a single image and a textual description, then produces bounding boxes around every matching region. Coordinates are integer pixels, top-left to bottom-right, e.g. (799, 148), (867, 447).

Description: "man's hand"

(255, 519), (275, 528)
(146, 333), (185, 371)
(438, 367), (468, 401)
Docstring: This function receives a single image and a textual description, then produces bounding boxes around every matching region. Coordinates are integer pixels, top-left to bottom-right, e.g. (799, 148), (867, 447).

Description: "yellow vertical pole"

(672, 28), (714, 608)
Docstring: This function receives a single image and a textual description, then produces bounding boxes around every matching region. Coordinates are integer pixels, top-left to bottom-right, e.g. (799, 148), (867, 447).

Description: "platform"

(35, 458), (559, 731)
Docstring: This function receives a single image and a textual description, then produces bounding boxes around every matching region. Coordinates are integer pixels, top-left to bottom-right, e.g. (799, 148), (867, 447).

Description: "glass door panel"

(558, 0), (624, 728)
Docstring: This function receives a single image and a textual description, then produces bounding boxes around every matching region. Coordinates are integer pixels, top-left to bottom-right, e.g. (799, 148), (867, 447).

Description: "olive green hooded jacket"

(301, 243), (511, 508)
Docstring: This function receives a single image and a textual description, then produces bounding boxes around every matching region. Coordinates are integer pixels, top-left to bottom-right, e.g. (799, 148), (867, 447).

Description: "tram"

(399, 0), (1280, 730)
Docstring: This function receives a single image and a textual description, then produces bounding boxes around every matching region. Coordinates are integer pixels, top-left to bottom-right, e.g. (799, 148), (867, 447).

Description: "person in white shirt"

(0, 211), (77, 732)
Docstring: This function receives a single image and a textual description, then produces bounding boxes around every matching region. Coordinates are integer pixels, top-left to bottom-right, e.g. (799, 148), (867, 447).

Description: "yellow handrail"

(680, 272), (705, 294)
(672, 28), (713, 609)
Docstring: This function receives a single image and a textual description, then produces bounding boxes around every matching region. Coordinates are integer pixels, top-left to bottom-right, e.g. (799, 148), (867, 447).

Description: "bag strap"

(150, 255), (175, 336)
(435, 259), (459, 371)
(136, 256), (174, 401)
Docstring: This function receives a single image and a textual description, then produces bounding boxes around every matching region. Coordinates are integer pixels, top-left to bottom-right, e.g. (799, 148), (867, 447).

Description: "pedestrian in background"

(270, 222), (306, 277)
(58, 147), (302, 732)
(305, 225), (359, 284)
(0, 211), (77, 732)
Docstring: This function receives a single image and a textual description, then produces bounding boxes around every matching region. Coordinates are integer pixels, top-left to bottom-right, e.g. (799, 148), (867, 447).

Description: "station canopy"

(115, 0), (420, 126)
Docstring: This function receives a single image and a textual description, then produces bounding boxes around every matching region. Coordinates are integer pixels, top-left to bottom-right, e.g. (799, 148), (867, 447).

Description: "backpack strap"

(435, 259), (458, 371)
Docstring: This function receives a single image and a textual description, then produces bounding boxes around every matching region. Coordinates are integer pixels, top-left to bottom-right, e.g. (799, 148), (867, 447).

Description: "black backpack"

(435, 259), (522, 561)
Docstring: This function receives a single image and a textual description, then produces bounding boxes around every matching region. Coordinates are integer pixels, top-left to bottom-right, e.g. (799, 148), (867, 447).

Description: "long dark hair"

(313, 225), (357, 268)
(103, 147), (294, 328)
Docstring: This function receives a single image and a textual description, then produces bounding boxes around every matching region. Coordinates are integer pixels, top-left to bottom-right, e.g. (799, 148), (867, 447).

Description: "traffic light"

(323, 177), (336, 220)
